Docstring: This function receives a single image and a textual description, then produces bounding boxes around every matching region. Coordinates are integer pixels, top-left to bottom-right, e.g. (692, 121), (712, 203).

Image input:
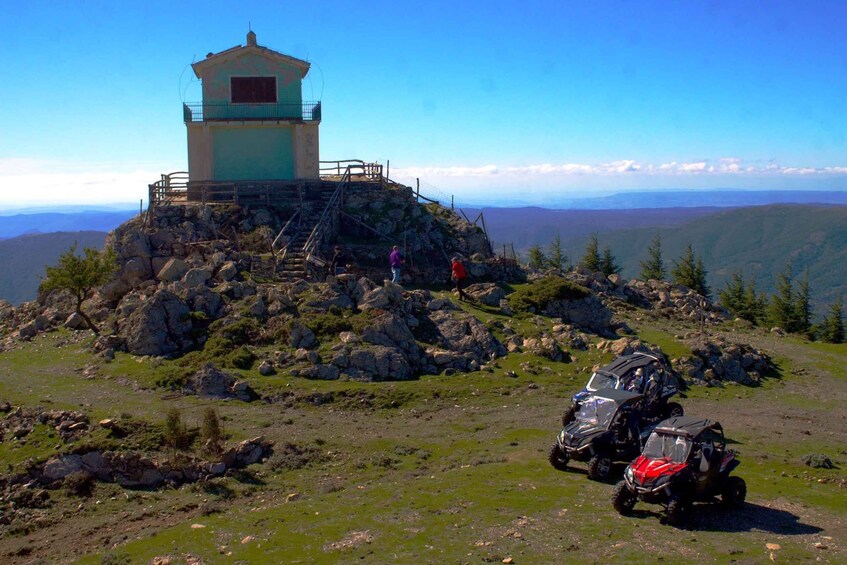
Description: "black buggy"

(612, 416), (746, 526)
(561, 352), (684, 427)
(549, 389), (656, 481)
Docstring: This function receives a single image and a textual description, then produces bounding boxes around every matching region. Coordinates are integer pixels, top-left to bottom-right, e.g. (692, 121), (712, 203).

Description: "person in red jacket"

(451, 256), (470, 301)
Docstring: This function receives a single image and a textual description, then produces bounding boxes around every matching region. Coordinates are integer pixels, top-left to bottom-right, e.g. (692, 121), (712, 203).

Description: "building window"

(231, 77), (277, 103)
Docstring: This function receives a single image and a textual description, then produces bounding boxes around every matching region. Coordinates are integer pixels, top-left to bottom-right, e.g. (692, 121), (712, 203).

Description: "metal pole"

(416, 178), (420, 202)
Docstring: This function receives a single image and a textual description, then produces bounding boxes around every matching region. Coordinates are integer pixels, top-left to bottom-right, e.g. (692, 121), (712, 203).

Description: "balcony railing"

(183, 101), (321, 123)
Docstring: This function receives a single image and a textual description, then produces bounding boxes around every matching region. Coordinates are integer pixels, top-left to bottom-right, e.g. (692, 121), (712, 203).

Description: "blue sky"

(1, 0), (846, 207)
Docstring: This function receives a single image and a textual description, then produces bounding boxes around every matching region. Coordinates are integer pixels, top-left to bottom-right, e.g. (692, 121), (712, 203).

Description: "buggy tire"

(588, 455), (612, 482)
(548, 444), (569, 471)
(612, 480), (637, 515)
(562, 404), (577, 427)
(721, 476), (747, 508)
(665, 402), (684, 419)
(666, 495), (690, 527)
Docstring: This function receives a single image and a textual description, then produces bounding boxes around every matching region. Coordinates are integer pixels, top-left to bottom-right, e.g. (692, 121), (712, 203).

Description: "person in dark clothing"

(451, 256), (470, 301)
(389, 245), (404, 283)
(329, 246), (347, 275)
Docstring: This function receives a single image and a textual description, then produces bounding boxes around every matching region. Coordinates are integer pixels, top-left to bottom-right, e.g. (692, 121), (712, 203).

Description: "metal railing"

(303, 166), (351, 266)
(319, 160), (383, 181)
(148, 171), (189, 206)
(183, 101), (321, 122)
(271, 209), (301, 259)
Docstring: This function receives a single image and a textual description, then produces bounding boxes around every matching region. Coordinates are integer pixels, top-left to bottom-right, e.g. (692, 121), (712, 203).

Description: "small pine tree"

(163, 408), (191, 451)
(580, 234), (601, 272)
(547, 233), (567, 271)
(743, 279), (768, 324)
(720, 272), (766, 324)
(719, 272), (746, 317)
(820, 296), (845, 343)
(671, 243), (709, 296)
(639, 233), (666, 281)
(769, 262), (799, 331)
(794, 268), (812, 334)
(599, 247), (621, 276)
(200, 407), (224, 455)
(40, 244), (118, 334)
(527, 244), (547, 270)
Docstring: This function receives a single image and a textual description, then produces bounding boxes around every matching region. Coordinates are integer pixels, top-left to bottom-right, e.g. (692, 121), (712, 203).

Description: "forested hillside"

(0, 231), (107, 305)
(554, 205), (847, 317)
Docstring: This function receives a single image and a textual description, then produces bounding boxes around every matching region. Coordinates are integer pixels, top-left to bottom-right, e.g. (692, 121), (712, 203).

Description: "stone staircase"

(267, 183), (339, 281)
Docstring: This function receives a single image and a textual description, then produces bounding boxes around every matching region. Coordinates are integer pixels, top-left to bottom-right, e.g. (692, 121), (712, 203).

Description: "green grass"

(3, 304), (847, 563)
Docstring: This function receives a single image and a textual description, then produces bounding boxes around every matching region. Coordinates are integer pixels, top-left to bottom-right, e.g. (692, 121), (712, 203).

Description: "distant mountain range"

(460, 189), (847, 209)
(0, 232), (108, 305)
(0, 210), (137, 240)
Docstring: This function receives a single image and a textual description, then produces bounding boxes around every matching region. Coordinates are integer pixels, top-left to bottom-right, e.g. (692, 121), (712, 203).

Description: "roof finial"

(247, 25), (257, 46)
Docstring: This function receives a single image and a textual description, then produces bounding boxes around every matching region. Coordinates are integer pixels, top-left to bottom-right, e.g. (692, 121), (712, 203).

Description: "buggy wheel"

(588, 455), (612, 481)
(666, 495), (690, 527)
(612, 480), (637, 515)
(562, 404), (577, 427)
(721, 476), (747, 507)
(665, 402), (684, 419)
(548, 443), (569, 471)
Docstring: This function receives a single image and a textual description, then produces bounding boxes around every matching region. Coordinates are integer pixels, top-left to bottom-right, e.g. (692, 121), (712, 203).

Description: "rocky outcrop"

(542, 293), (614, 335)
(21, 436), (273, 492)
(122, 289), (194, 356)
(0, 406), (89, 444)
(184, 364), (257, 401)
(674, 337), (772, 386)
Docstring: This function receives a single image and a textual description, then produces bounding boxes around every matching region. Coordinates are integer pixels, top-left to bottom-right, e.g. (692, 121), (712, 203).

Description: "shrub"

(224, 346), (256, 370)
(200, 407), (224, 455)
(209, 317), (259, 345)
(163, 408), (192, 451)
(307, 312), (353, 338)
(508, 277), (589, 312)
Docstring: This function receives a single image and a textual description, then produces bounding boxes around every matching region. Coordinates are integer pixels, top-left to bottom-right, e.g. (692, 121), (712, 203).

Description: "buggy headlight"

(625, 466), (634, 483)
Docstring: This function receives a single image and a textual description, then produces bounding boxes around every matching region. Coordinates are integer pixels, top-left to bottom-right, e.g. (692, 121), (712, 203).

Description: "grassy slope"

(0, 296), (845, 564)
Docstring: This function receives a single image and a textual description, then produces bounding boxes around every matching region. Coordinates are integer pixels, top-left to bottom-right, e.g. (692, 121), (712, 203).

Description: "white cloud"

(0, 158), (183, 207)
(393, 158), (847, 179)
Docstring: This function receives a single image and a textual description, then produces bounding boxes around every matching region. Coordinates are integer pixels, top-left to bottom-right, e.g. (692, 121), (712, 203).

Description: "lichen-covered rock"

(184, 363), (256, 401)
(122, 289), (194, 356)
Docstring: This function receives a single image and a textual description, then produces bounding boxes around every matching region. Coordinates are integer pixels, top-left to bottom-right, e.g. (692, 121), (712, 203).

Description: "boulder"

(64, 312), (88, 330)
(43, 454), (83, 481)
(123, 290), (194, 356)
(157, 258), (190, 282)
(182, 268), (212, 288)
(184, 363), (256, 401)
(217, 261), (238, 282)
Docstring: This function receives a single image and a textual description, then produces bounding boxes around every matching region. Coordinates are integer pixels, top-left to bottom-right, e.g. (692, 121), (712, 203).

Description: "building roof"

(192, 32), (311, 79)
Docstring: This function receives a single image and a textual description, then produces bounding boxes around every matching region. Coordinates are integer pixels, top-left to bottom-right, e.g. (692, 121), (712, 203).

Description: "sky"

(1, 0), (846, 208)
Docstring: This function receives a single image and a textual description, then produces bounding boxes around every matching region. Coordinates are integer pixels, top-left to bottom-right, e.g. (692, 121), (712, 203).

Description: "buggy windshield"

(575, 396), (619, 428)
(643, 432), (692, 463)
(586, 371), (620, 392)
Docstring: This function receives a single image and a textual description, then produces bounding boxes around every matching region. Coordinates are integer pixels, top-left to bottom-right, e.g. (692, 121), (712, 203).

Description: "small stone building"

(184, 31), (321, 182)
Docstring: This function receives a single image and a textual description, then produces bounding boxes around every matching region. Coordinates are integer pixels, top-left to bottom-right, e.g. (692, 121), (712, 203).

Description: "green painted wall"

(201, 53), (303, 119)
(212, 126), (295, 180)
